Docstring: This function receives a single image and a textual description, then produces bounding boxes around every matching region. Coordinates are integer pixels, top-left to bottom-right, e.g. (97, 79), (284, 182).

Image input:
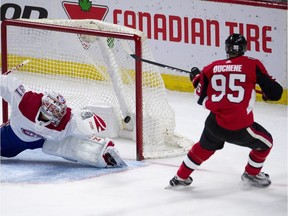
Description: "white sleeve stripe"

(248, 158), (264, 168)
(183, 155), (199, 170)
(246, 90), (255, 115)
(246, 127), (273, 148)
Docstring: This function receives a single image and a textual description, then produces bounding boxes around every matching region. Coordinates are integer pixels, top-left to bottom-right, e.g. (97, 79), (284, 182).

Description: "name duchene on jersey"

(213, 65), (242, 73)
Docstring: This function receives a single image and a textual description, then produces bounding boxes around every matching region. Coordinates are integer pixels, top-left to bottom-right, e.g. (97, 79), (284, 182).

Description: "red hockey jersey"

(195, 55), (282, 130)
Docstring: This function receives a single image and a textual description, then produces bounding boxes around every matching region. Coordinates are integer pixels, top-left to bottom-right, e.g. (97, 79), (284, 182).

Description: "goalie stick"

(3, 59), (30, 75)
(130, 54), (263, 95)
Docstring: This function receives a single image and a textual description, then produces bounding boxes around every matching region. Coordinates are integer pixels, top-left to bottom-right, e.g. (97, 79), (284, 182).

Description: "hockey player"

(0, 73), (126, 168)
(169, 33), (283, 188)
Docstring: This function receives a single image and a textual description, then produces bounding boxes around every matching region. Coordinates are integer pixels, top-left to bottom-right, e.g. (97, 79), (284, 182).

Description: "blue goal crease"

(0, 150), (147, 184)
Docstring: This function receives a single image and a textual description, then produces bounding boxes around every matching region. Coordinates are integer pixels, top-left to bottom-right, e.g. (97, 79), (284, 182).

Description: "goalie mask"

(40, 91), (67, 126)
(225, 33), (247, 56)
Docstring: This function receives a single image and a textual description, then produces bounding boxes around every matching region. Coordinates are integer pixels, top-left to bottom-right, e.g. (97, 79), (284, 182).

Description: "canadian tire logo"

(62, 0), (108, 20)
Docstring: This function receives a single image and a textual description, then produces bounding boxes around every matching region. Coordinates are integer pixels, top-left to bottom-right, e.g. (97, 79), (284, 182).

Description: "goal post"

(1, 18), (194, 160)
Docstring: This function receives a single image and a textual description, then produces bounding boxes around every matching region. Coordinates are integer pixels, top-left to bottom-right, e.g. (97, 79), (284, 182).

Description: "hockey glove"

(190, 67), (201, 80)
(190, 67), (201, 88)
(262, 93), (269, 101)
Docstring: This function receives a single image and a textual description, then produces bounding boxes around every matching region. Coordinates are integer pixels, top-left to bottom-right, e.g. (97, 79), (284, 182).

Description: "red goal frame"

(1, 19), (145, 160)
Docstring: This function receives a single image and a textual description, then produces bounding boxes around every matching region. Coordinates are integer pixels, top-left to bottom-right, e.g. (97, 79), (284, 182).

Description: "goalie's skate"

(241, 172), (271, 188)
(165, 175), (193, 189)
(103, 147), (127, 167)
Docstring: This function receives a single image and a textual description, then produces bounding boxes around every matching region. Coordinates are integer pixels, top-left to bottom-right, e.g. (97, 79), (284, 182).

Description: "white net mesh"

(4, 19), (194, 159)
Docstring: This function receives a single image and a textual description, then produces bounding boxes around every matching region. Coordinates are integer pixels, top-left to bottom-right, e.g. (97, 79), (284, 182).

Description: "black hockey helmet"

(225, 33), (247, 56)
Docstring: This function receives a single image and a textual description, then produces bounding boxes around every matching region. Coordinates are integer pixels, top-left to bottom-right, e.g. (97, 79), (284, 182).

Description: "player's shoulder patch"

(19, 91), (43, 122)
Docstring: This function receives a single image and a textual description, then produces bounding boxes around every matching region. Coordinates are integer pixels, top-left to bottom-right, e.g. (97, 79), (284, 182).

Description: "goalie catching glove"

(190, 67), (201, 88)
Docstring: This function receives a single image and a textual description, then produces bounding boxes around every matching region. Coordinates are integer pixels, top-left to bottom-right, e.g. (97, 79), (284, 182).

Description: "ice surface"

(1, 90), (287, 216)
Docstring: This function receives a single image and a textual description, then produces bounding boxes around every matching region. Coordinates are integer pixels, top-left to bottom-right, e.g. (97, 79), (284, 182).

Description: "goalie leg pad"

(42, 136), (126, 168)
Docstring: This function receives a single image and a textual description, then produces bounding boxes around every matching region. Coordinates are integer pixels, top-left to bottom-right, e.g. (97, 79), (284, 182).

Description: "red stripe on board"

(204, 0), (287, 10)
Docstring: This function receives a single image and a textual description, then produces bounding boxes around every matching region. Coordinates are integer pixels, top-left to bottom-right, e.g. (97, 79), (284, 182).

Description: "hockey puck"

(124, 116), (131, 123)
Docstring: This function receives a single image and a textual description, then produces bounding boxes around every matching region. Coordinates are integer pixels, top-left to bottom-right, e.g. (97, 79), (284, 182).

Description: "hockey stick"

(130, 54), (192, 75)
(130, 54), (263, 95)
(3, 59), (30, 75)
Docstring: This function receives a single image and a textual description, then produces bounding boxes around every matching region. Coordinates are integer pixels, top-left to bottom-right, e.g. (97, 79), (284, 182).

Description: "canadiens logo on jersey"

(21, 128), (46, 140)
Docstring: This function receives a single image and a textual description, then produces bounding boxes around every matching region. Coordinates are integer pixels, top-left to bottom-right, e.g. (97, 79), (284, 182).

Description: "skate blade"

(106, 149), (127, 167)
(165, 184), (191, 190)
(115, 159), (127, 167)
(165, 184), (173, 189)
(239, 181), (270, 190)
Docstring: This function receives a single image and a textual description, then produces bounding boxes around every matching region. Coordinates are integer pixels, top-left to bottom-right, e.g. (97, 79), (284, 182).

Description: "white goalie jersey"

(1, 74), (109, 141)
(1, 74), (126, 168)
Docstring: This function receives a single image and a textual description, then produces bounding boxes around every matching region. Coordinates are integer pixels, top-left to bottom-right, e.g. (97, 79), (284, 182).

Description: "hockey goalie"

(0, 72), (127, 168)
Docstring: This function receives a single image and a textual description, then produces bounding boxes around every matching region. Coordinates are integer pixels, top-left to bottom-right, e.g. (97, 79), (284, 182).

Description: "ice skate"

(241, 172), (271, 188)
(166, 175), (193, 189)
(103, 147), (127, 167)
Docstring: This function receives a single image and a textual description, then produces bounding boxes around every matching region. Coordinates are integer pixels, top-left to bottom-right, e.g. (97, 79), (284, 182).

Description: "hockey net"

(1, 19), (194, 160)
